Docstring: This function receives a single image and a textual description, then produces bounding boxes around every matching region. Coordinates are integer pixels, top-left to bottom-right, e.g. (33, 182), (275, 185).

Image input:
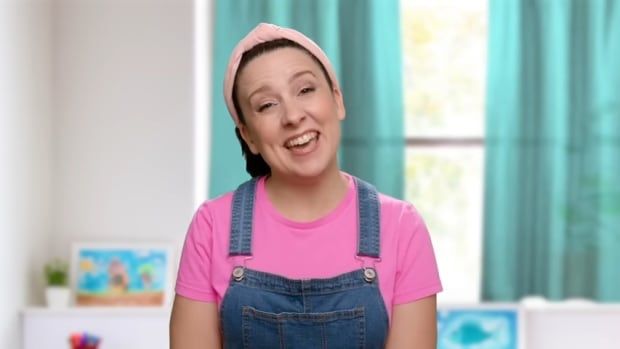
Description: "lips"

(284, 130), (319, 149)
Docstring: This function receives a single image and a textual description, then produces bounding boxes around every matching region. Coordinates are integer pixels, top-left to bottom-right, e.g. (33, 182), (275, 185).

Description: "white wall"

(51, 0), (196, 258)
(0, 1), (53, 347)
(2, 0), (203, 346)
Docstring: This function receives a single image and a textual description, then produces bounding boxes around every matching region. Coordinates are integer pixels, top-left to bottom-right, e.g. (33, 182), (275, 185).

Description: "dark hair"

(232, 38), (334, 177)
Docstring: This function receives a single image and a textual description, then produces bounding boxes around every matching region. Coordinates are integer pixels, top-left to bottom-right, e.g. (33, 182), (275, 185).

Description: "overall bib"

(220, 177), (389, 349)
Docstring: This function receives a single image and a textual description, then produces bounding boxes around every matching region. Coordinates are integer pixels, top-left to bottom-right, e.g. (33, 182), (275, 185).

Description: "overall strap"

(228, 176), (381, 258)
(228, 178), (258, 256)
(354, 177), (381, 258)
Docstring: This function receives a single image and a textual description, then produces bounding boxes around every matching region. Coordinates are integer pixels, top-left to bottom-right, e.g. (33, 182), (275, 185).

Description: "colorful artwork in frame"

(437, 304), (524, 349)
(71, 243), (174, 307)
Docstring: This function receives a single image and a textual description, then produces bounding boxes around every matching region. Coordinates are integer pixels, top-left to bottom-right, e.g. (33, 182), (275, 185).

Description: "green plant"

(44, 258), (68, 287)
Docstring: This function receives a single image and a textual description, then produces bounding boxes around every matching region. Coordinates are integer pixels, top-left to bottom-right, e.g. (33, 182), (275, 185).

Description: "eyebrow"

(288, 70), (316, 83)
(247, 70), (317, 102)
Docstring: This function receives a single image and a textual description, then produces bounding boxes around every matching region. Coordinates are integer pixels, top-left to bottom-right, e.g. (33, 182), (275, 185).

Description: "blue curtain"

(209, 0), (404, 198)
(483, 0), (620, 301)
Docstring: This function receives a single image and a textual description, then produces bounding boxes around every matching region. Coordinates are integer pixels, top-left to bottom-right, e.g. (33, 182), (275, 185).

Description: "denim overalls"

(220, 177), (389, 349)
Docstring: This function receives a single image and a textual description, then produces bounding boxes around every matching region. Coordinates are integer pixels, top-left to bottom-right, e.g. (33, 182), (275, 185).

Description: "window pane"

(405, 146), (484, 303)
(402, 0), (487, 138)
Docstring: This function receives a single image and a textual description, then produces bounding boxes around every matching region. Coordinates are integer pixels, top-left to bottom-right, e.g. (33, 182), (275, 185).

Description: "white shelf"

(22, 306), (170, 349)
(22, 306), (170, 316)
(439, 301), (620, 312)
(522, 303), (620, 313)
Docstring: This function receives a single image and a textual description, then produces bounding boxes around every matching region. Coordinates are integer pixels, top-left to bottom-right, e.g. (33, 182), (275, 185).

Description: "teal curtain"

(483, 0), (620, 301)
(209, 0), (404, 198)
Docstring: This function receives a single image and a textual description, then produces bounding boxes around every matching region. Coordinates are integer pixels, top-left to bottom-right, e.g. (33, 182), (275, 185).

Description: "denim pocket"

(241, 306), (366, 349)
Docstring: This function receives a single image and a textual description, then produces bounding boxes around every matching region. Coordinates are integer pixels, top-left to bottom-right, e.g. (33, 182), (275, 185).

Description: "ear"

(238, 124), (260, 155)
(332, 88), (346, 121)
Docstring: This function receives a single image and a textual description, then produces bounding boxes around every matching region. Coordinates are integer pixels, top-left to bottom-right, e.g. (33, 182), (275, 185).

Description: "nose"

(280, 99), (305, 126)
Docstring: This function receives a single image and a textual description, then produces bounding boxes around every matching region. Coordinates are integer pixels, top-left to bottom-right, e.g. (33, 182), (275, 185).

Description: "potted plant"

(44, 258), (71, 308)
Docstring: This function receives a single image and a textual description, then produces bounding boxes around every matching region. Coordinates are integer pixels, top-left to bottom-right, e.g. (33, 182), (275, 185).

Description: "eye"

(257, 102), (276, 113)
(299, 86), (315, 95)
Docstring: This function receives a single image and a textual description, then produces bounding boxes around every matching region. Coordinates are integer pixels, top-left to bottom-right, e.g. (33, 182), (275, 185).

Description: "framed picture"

(437, 303), (525, 349)
(70, 242), (175, 307)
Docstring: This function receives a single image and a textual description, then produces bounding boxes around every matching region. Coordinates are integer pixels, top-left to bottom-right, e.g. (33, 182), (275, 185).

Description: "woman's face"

(236, 47), (345, 181)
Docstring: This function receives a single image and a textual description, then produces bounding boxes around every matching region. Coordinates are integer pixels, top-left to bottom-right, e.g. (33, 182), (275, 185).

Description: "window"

(402, 0), (487, 303)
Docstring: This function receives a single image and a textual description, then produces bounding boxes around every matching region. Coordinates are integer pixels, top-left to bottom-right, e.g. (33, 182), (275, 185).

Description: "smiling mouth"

(284, 131), (319, 149)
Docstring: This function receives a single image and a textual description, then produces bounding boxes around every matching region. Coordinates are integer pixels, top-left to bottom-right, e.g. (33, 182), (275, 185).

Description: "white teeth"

(286, 132), (317, 148)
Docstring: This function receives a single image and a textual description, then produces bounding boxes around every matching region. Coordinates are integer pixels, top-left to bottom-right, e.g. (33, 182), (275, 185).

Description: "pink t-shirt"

(175, 173), (442, 321)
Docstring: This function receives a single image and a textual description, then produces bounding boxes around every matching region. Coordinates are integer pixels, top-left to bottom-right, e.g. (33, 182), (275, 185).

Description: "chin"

(269, 149), (338, 179)
(291, 160), (337, 179)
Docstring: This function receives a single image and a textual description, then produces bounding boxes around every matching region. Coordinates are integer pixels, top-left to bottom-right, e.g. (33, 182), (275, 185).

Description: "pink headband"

(223, 23), (340, 127)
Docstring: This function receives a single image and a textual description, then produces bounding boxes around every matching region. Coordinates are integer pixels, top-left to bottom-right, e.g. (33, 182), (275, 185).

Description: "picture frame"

(437, 303), (525, 349)
(70, 242), (175, 307)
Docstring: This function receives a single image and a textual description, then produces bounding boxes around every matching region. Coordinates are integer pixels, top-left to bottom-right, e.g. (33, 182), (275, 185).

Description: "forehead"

(236, 47), (324, 92)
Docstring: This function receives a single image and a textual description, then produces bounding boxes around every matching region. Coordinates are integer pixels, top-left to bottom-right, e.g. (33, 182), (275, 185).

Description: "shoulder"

(204, 191), (235, 213)
(191, 176), (265, 225)
(347, 174), (426, 230)
(196, 177), (262, 215)
(377, 191), (425, 229)
(189, 190), (238, 233)
(193, 192), (234, 221)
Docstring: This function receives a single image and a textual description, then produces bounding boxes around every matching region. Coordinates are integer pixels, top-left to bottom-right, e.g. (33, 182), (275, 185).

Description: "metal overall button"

(232, 266), (245, 281)
(363, 268), (377, 283)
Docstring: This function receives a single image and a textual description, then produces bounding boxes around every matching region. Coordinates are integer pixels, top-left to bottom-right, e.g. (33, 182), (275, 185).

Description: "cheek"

(240, 123), (263, 155)
(315, 96), (342, 120)
(250, 124), (280, 150)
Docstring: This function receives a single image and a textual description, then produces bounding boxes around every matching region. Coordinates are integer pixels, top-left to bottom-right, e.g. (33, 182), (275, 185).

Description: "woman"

(170, 23), (442, 349)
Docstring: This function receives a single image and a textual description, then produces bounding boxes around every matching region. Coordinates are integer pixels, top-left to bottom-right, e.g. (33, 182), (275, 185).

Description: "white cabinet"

(21, 307), (170, 349)
(525, 306), (620, 349)
(22, 303), (620, 349)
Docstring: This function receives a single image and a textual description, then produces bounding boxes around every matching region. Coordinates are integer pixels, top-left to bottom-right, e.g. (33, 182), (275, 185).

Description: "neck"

(264, 168), (349, 222)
